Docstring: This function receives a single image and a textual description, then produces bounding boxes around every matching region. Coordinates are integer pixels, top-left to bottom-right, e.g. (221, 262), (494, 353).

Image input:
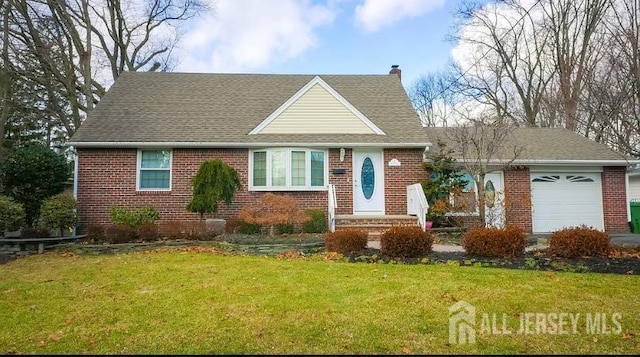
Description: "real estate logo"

(449, 301), (476, 344)
(448, 301), (623, 344)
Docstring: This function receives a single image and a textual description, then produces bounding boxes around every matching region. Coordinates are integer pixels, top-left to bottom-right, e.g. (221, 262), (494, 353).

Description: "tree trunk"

(477, 173), (486, 227)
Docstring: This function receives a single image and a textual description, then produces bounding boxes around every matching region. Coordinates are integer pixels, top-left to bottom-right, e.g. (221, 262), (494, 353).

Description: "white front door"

(353, 149), (384, 215)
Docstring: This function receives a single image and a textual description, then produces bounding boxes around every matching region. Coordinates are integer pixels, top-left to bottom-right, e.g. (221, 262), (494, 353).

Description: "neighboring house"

(68, 67), (637, 235)
(425, 127), (638, 233)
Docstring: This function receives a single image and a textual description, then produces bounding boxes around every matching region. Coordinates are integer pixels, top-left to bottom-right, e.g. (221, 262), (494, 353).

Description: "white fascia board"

(248, 75), (386, 135)
(67, 141), (431, 149)
(454, 159), (640, 166)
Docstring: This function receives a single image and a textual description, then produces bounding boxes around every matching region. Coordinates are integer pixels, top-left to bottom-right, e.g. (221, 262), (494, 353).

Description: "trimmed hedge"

(325, 229), (368, 254)
(548, 226), (610, 258)
(380, 225), (433, 258)
(462, 226), (527, 258)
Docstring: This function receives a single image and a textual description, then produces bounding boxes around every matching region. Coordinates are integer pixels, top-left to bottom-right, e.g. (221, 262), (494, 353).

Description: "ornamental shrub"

(548, 226), (610, 258)
(380, 225), (434, 258)
(225, 216), (262, 234)
(302, 208), (327, 233)
(0, 144), (69, 226)
(0, 195), (24, 233)
(109, 206), (160, 229)
(105, 224), (137, 244)
(86, 224), (107, 243)
(325, 228), (368, 254)
(40, 193), (78, 237)
(136, 222), (159, 242)
(158, 220), (208, 240)
(238, 193), (308, 236)
(186, 160), (241, 220)
(275, 223), (294, 234)
(462, 226), (527, 258)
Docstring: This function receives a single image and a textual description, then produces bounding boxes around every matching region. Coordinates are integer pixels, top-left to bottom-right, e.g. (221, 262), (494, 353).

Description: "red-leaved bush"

(548, 226), (610, 258)
(380, 225), (433, 258)
(462, 226), (527, 258)
(325, 229), (368, 254)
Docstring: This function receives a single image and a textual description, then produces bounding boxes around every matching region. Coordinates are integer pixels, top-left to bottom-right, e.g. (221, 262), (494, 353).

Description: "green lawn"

(0, 250), (638, 354)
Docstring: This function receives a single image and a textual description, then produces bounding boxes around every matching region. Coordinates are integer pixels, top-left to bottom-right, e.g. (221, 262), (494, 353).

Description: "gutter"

(66, 141), (432, 149)
(453, 159), (640, 166)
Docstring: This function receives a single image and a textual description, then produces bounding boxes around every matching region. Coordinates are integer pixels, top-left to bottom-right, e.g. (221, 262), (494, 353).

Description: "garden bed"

(3, 233), (639, 275)
(346, 245), (640, 275)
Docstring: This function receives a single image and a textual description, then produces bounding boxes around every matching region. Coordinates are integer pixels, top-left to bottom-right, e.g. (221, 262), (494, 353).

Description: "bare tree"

(445, 122), (524, 227)
(409, 69), (459, 127)
(0, 0), (209, 149)
(542, 0), (611, 131)
(451, 0), (555, 127)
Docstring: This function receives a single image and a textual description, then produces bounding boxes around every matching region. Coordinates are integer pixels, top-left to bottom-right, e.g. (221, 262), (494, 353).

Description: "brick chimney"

(389, 65), (401, 81)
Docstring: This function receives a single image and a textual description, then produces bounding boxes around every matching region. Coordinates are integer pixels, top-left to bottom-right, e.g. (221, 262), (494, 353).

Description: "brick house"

(68, 67), (637, 235)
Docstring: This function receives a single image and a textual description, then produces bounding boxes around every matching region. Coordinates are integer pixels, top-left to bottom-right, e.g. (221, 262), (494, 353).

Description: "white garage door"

(531, 173), (604, 232)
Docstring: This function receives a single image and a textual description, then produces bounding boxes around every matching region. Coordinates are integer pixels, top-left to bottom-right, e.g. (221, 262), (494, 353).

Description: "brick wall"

(76, 148), (328, 230)
(602, 166), (630, 233)
(503, 167), (532, 233)
(383, 148), (427, 215)
(329, 148), (352, 215)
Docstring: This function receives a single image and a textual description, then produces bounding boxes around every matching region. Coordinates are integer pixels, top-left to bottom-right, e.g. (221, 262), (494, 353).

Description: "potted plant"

(425, 211), (437, 230)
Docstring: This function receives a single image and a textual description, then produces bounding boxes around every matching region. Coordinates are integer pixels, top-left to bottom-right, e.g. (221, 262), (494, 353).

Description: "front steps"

(334, 214), (420, 240)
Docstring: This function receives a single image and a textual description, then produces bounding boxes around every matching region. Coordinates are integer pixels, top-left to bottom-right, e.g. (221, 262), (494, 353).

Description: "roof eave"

(67, 141), (432, 149)
(454, 159), (640, 166)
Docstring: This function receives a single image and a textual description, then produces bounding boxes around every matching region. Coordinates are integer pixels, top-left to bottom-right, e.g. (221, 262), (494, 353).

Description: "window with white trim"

(137, 149), (172, 190)
(249, 148), (327, 190)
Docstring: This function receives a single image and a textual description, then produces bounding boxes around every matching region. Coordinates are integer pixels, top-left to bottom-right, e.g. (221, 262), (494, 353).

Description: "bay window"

(250, 148), (327, 190)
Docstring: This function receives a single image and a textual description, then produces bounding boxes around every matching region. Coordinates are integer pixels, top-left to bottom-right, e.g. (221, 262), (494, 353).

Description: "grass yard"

(0, 249), (639, 354)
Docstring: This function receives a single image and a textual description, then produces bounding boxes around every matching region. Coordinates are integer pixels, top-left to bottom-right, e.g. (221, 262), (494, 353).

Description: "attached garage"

(530, 172), (604, 232)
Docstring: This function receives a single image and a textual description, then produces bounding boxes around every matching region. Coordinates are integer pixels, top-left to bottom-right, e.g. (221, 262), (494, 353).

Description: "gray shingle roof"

(424, 127), (634, 164)
(69, 72), (427, 147)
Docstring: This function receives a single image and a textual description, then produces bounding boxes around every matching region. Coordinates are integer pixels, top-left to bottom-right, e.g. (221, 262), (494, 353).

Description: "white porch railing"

(407, 183), (429, 231)
(328, 184), (337, 232)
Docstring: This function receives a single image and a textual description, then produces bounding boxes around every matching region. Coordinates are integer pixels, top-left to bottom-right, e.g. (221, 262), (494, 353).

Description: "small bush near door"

(380, 226), (434, 258)
(462, 226), (527, 258)
(548, 226), (610, 258)
(303, 209), (327, 233)
(325, 229), (368, 254)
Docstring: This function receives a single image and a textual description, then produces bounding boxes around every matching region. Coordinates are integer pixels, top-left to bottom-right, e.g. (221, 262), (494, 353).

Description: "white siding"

(630, 176), (640, 200)
(259, 84), (376, 134)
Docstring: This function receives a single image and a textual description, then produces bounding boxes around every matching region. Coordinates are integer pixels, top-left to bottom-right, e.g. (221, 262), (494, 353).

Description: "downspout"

(626, 169), (631, 222)
(72, 147), (79, 236)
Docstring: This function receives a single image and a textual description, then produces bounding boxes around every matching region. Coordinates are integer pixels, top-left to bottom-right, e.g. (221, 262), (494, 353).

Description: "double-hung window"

(137, 149), (172, 190)
(250, 148), (327, 190)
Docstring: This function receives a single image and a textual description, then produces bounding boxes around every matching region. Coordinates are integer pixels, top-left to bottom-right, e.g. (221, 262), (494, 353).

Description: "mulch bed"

(2, 237), (639, 275)
(346, 246), (640, 275)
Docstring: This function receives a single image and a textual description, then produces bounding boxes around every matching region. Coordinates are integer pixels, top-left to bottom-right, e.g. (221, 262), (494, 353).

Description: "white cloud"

(176, 0), (336, 73)
(354, 0), (446, 33)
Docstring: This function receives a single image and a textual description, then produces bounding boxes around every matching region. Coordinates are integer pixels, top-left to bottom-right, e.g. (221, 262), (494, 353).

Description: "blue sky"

(176, 0), (463, 89)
